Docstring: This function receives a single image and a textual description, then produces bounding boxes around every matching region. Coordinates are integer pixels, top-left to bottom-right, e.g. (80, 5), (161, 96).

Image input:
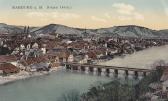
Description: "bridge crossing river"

(63, 62), (155, 78)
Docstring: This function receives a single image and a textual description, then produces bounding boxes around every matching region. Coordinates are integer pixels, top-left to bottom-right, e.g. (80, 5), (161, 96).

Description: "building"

(0, 63), (20, 76)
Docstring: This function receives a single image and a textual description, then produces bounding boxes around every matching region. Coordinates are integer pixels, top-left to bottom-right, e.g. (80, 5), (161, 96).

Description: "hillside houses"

(20, 55), (49, 72)
(0, 30), (168, 77)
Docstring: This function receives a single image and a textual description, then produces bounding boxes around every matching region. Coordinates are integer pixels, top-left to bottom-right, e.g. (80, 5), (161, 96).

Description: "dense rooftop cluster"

(0, 33), (168, 75)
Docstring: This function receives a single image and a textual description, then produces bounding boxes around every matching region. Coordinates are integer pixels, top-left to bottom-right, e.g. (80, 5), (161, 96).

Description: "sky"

(0, 0), (168, 30)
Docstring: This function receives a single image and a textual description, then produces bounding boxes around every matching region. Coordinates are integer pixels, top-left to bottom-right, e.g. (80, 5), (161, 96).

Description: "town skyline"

(1, 0), (168, 101)
(0, 0), (168, 30)
(1, 22), (168, 31)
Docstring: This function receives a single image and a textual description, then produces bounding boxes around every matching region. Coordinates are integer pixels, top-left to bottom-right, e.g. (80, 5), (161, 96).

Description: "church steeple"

(23, 26), (26, 34)
(26, 26), (30, 34)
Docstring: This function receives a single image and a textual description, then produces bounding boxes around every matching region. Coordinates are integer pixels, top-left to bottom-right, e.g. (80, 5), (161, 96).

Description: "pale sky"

(0, 0), (168, 30)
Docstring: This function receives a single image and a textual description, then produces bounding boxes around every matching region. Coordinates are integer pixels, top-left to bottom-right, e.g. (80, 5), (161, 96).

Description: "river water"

(1, 45), (167, 101)
(0, 70), (112, 101)
(99, 45), (168, 69)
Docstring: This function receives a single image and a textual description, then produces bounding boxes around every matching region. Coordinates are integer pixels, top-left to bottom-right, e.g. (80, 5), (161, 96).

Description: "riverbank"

(0, 68), (111, 101)
(0, 67), (62, 85)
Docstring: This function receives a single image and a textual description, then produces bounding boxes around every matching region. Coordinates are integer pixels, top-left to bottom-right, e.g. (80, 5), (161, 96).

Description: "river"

(1, 45), (167, 101)
(0, 69), (112, 101)
(99, 45), (168, 69)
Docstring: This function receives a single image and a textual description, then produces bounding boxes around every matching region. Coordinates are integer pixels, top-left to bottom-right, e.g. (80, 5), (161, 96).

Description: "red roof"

(87, 51), (97, 59)
(0, 63), (19, 74)
(21, 55), (48, 66)
(0, 55), (18, 63)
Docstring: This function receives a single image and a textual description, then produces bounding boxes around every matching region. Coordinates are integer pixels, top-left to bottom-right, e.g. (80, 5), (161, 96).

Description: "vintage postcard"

(0, 0), (168, 101)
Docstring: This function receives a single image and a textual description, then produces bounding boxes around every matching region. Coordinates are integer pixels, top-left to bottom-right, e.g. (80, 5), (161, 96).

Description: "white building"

(68, 54), (74, 62)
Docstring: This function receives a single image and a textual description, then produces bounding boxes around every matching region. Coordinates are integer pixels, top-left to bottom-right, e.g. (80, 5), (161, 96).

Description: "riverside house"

(0, 55), (19, 76)
(0, 63), (19, 76)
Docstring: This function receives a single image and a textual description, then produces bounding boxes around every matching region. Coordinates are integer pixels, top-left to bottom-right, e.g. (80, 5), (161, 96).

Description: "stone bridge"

(63, 62), (155, 79)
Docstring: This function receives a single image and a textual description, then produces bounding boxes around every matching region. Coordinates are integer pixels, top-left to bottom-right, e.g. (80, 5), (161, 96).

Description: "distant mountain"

(96, 25), (159, 38)
(0, 23), (23, 34)
(32, 24), (83, 35)
(158, 29), (168, 37)
(0, 23), (168, 38)
(32, 24), (168, 38)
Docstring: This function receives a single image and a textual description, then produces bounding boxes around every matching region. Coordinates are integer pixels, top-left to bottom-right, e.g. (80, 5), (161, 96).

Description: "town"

(0, 26), (168, 100)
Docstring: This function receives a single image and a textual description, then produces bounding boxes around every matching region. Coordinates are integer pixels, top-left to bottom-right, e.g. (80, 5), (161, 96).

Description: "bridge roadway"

(64, 62), (154, 72)
(62, 62), (155, 77)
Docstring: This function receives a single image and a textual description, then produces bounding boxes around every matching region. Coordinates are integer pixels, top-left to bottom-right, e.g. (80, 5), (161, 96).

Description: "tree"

(0, 46), (11, 55)
(82, 68), (164, 101)
(58, 89), (80, 101)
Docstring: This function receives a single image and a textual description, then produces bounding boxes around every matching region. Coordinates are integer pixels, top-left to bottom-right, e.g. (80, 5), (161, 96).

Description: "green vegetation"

(81, 68), (163, 101)
(59, 68), (163, 101)
(81, 80), (135, 101)
(58, 89), (80, 101)
(0, 46), (11, 55)
(135, 67), (163, 100)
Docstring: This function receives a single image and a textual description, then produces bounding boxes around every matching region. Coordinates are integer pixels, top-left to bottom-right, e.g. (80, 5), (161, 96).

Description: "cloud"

(27, 12), (80, 20)
(105, 13), (111, 19)
(112, 3), (144, 21)
(134, 12), (144, 20)
(166, 8), (168, 16)
(112, 3), (134, 15)
(161, 0), (168, 16)
(91, 16), (107, 23)
(118, 16), (132, 21)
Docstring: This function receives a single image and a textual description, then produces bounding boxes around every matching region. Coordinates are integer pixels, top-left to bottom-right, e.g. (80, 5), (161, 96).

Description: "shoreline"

(0, 67), (62, 85)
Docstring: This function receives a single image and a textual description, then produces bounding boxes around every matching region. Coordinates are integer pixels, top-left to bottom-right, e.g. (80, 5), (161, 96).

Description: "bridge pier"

(63, 64), (66, 69)
(77, 66), (81, 72)
(93, 68), (98, 75)
(114, 69), (118, 77)
(64, 64), (67, 69)
(143, 72), (150, 77)
(124, 70), (129, 79)
(89, 67), (94, 72)
(65, 64), (69, 70)
(128, 71), (134, 79)
(109, 69), (114, 77)
(68, 65), (74, 72)
(68, 65), (72, 70)
(81, 66), (85, 72)
(101, 68), (106, 76)
(85, 67), (89, 74)
(108, 69), (121, 78)
(138, 72), (144, 80)
(118, 70), (125, 78)
(125, 70), (129, 76)
(114, 69), (118, 75)
(143, 72), (147, 77)
(64, 63), (152, 79)
(97, 68), (101, 75)
(134, 71), (139, 79)
(106, 69), (110, 76)
(72, 66), (78, 70)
